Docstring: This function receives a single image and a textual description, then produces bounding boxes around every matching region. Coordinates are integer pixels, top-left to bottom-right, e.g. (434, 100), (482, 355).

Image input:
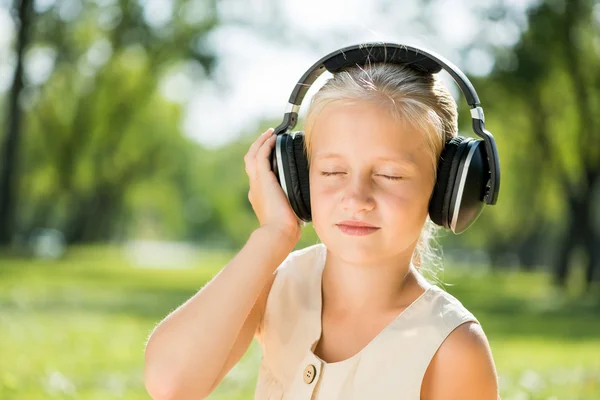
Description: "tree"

(2, 0), (220, 244)
(475, 0), (600, 289)
(0, 0), (33, 244)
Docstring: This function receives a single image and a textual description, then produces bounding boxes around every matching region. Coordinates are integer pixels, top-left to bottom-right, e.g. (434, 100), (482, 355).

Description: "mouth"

(335, 223), (380, 236)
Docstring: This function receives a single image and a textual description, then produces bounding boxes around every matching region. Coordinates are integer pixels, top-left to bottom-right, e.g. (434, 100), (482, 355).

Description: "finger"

(245, 129), (274, 178)
(245, 128), (274, 162)
(256, 133), (278, 174)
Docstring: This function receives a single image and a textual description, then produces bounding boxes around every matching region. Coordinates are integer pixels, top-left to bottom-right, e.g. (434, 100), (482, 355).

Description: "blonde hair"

(303, 62), (458, 281)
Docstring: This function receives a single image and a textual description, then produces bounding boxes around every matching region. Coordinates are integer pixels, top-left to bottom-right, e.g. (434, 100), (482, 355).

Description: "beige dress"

(254, 243), (480, 400)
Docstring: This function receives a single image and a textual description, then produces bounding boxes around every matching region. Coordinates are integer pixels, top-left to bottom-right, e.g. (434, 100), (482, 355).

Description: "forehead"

(310, 101), (430, 162)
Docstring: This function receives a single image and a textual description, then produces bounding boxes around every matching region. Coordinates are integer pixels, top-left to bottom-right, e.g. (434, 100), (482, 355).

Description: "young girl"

(144, 62), (500, 400)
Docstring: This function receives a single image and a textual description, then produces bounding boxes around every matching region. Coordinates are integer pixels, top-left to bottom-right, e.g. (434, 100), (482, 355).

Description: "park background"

(0, 0), (599, 398)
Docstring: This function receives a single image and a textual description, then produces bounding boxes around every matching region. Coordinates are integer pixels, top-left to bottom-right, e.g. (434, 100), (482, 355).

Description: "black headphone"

(269, 42), (500, 234)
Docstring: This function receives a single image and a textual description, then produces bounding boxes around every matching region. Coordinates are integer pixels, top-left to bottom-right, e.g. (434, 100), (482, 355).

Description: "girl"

(144, 62), (500, 400)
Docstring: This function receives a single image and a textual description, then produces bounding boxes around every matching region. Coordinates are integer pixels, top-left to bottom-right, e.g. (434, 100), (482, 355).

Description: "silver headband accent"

(285, 103), (301, 114)
(470, 106), (485, 122)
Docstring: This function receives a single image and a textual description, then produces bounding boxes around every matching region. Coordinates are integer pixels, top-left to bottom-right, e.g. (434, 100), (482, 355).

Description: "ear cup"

(291, 132), (312, 221)
(428, 136), (469, 228)
(284, 132), (311, 222)
(273, 133), (301, 221)
(448, 140), (489, 233)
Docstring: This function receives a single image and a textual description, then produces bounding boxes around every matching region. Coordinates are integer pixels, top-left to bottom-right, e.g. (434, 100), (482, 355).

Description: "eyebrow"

(313, 152), (417, 167)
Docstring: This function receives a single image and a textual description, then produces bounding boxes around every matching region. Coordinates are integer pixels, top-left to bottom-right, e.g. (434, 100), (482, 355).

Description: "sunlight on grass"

(0, 245), (599, 399)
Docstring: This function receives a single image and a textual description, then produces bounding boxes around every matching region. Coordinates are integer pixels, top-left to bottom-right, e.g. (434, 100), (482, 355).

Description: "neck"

(321, 247), (428, 315)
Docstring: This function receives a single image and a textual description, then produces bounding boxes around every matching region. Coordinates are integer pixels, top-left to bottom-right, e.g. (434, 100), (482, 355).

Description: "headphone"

(269, 42), (500, 234)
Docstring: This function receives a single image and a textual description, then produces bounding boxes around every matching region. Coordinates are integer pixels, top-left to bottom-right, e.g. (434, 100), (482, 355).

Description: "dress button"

(303, 364), (317, 384)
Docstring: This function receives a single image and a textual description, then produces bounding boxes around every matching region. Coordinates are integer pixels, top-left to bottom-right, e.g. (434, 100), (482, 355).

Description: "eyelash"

(320, 172), (403, 181)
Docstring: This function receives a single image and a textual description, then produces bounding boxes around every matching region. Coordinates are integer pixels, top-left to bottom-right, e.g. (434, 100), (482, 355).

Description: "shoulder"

(421, 319), (500, 400)
(260, 242), (325, 324)
(271, 242), (325, 284)
(428, 286), (479, 330)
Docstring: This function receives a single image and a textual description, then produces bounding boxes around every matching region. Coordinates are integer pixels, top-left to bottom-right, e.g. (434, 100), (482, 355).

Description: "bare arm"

(144, 128), (302, 400)
(421, 321), (500, 400)
(143, 226), (296, 400)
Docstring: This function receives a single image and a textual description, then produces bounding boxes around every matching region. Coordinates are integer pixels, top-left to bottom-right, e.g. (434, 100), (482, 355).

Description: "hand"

(244, 128), (302, 245)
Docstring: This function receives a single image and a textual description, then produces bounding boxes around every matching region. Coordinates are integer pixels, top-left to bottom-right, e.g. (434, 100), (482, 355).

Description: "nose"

(340, 173), (375, 213)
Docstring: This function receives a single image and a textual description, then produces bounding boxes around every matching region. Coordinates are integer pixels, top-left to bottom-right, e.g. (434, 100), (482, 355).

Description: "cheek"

(393, 182), (429, 202)
(308, 181), (331, 237)
(308, 179), (334, 211)
(308, 180), (339, 232)
(378, 190), (420, 219)
(390, 183), (433, 213)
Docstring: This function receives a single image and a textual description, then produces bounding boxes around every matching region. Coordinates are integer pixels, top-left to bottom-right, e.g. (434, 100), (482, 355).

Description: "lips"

(335, 220), (380, 237)
(336, 220), (379, 228)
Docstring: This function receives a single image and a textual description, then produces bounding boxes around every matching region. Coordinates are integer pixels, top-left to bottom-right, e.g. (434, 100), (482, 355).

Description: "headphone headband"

(289, 43), (480, 107)
(274, 42), (499, 205)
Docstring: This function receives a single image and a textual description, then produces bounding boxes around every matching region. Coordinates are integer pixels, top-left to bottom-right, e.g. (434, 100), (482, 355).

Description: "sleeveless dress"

(254, 243), (480, 400)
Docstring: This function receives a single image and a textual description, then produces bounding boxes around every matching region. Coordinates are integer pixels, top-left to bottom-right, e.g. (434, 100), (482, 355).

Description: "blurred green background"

(0, 0), (599, 399)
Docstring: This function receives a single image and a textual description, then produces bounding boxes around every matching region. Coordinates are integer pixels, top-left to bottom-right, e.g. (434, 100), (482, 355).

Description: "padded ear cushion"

(284, 132), (310, 222)
(442, 138), (474, 228)
(292, 132), (312, 221)
(448, 140), (488, 233)
(277, 134), (300, 218)
(429, 136), (469, 227)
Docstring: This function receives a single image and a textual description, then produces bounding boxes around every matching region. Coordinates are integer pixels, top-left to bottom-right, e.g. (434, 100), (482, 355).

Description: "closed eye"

(377, 174), (403, 181)
(320, 172), (403, 181)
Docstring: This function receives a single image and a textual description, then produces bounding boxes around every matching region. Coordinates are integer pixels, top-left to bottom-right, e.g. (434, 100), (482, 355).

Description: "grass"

(0, 244), (599, 399)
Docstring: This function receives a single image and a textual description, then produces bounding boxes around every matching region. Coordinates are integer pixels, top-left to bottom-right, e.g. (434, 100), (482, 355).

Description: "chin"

(324, 231), (385, 259)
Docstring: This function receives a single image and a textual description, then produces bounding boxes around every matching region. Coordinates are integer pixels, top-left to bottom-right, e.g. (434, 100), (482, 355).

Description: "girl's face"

(309, 101), (437, 264)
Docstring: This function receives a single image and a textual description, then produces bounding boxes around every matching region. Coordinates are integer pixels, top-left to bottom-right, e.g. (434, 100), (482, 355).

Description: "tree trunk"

(516, 229), (544, 271)
(582, 185), (600, 290)
(554, 198), (584, 287)
(583, 226), (599, 290)
(0, 0), (33, 245)
(554, 194), (598, 290)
